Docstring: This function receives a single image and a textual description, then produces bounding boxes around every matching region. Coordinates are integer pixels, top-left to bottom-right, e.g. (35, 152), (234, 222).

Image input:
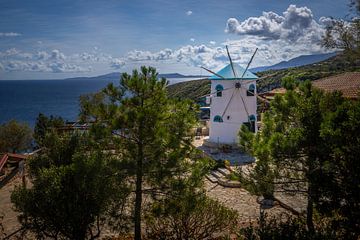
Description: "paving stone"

(218, 167), (231, 176)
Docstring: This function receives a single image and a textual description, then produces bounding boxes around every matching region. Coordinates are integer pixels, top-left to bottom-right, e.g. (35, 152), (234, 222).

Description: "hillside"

(256, 53), (360, 92)
(250, 52), (337, 72)
(167, 78), (210, 101)
(64, 72), (207, 82)
(167, 53), (360, 100)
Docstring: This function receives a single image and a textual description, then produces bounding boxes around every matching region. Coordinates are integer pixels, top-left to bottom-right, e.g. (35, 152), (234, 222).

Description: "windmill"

(201, 45), (259, 144)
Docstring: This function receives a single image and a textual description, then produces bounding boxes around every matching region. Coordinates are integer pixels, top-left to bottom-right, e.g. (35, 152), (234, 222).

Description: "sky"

(0, 0), (350, 80)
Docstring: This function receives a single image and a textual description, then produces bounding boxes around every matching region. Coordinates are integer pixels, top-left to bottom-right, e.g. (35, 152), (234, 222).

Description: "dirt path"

(0, 176), (22, 237)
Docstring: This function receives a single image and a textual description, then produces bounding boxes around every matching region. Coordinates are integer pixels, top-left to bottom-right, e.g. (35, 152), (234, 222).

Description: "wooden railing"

(0, 154), (9, 173)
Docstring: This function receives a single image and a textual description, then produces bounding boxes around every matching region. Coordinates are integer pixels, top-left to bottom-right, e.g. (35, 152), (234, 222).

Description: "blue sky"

(0, 0), (349, 79)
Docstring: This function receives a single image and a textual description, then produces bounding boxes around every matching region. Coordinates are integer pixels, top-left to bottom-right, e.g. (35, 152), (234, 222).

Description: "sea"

(0, 77), (199, 128)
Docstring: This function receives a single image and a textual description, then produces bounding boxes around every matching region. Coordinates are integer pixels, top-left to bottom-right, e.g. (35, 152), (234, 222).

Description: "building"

(208, 64), (258, 144)
(312, 72), (360, 99)
(260, 72), (360, 101)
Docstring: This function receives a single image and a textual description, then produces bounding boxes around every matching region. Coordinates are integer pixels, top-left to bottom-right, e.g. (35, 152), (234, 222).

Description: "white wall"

(209, 80), (257, 144)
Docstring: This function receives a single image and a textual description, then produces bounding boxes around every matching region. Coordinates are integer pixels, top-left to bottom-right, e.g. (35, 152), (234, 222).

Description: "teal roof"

(209, 64), (258, 80)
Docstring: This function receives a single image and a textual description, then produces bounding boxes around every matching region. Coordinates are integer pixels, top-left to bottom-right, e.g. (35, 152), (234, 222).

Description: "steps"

(217, 167), (231, 176)
(206, 168), (241, 188)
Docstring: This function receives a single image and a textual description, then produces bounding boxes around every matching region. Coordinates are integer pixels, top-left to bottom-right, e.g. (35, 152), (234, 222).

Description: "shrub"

(145, 191), (238, 240)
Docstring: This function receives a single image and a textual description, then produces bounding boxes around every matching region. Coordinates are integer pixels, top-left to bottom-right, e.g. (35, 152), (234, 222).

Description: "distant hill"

(64, 72), (206, 81)
(167, 53), (360, 100)
(65, 72), (120, 81)
(250, 52), (338, 73)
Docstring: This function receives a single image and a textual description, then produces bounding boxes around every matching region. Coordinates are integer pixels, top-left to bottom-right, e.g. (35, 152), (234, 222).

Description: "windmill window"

(247, 84), (255, 96)
(215, 84), (224, 97)
(243, 115), (256, 132)
(214, 115), (223, 122)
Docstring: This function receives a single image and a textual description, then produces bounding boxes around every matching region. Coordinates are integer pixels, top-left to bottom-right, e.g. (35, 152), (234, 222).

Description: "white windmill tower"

(202, 46), (259, 145)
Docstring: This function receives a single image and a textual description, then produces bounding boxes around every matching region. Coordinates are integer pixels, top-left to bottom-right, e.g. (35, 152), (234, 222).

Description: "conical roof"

(208, 63), (258, 80)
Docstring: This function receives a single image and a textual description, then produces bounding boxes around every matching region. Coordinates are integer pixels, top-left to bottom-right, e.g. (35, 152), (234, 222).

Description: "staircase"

(206, 167), (241, 188)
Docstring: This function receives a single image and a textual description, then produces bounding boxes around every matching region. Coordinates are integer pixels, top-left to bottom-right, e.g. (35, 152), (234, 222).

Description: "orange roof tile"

(312, 72), (360, 99)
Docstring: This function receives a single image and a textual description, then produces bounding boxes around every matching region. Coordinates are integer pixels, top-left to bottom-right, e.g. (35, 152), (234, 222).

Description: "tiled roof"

(209, 64), (258, 80)
(312, 72), (360, 99)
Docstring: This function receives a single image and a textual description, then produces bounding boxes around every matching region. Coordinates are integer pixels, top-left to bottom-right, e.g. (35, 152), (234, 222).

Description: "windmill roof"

(209, 63), (258, 80)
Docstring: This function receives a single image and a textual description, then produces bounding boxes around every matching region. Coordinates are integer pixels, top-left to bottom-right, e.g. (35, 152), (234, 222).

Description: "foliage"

(316, 99), (360, 238)
(79, 66), (210, 240)
(226, 171), (241, 181)
(240, 77), (360, 237)
(33, 113), (64, 146)
(237, 213), (336, 240)
(166, 79), (210, 101)
(239, 80), (347, 231)
(322, 0), (360, 61)
(145, 191), (238, 240)
(0, 119), (33, 153)
(11, 132), (129, 240)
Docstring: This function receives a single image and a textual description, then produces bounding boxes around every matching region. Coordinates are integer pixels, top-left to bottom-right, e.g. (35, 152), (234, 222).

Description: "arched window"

(215, 84), (224, 97)
(249, 115), (256, 132)
(247, 84), (255, 96)
(213, 115), (223, 122)
(244, 115), (256, 132)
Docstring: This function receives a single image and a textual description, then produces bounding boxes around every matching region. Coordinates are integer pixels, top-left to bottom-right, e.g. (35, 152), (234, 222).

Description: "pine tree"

(0, 120), (32, 153)
(80, 66), (206, 240)
(239, 80), (344, 232)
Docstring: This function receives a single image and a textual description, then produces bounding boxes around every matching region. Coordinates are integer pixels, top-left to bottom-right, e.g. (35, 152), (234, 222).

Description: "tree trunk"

(134, 142), (143, 240)
(306, 184), (315, 233)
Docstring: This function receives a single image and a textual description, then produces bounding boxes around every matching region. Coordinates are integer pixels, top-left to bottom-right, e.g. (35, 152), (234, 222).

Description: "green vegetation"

(256, 53), (360, 91)
(8, 67), (239, 240)
(238, 213), (336, 240)
(11, 132), (129, 240)
(146, 191), (238, 239)
(167, 78), (210, 100)
(33, 113), (65, 146)
(323, 0), (360, 61)
(78, 66), (214, 240)
(226, 171), (241, 181)
(0, 120), (32, 153)
(239, 78), (360, 238)
(5, 1), (360, 236)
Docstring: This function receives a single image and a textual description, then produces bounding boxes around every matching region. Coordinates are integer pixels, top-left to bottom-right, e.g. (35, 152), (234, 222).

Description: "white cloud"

(110, 58), (125, 69)
(225, 4), (327, 43)
(50, 49), (66, 60)
(190, 38), (195, 42)
(0, 4), (336, 77)
(0, 48), (92, 73)
(36, 51), (49, 60)
(48, 62), (90, 73)
(1, 60), (90, 73)
(0, 32), (22, 37)
(186, 10), (193, 16)
(319, 16), (334, 27)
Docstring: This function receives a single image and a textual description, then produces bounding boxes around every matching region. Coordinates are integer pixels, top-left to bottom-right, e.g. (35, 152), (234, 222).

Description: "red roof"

(312, 72), (360, 99)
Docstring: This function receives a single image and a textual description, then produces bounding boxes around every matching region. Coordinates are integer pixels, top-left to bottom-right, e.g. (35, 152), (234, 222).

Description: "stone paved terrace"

(193, 136), (255, 165)
(205, 180), (289, 225)
(195, 136), (307, 222)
